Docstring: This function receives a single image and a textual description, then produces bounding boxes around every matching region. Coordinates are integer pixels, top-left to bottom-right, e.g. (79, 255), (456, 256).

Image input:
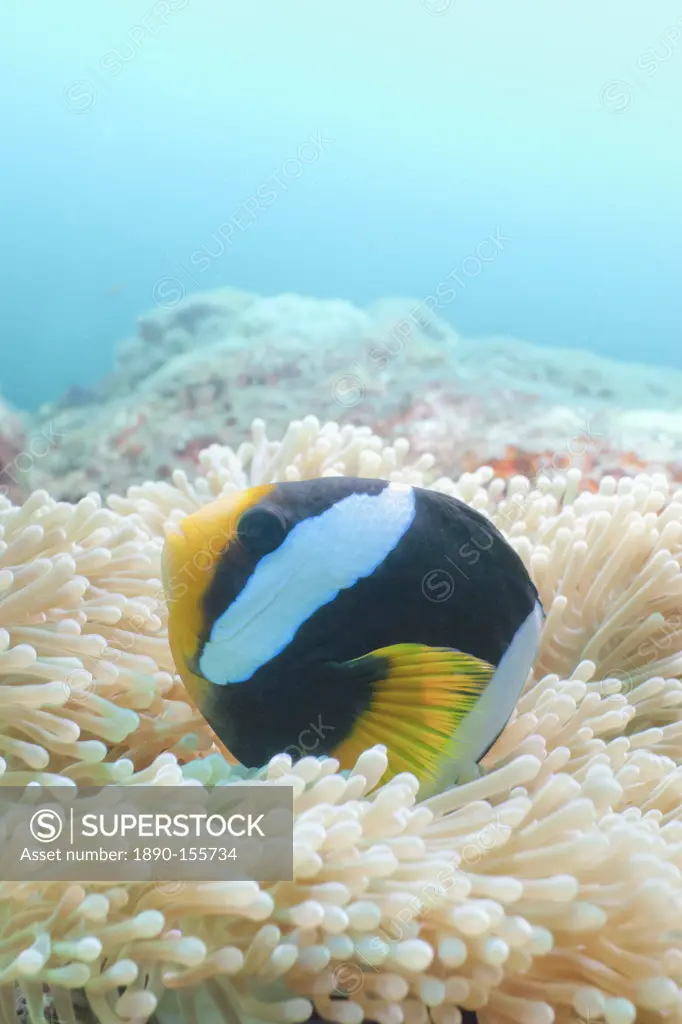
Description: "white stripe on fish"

(200, 482), (416, 685)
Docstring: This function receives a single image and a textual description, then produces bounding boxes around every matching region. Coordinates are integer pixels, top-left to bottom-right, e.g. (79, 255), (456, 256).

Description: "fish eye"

(236, 505), (287, 557)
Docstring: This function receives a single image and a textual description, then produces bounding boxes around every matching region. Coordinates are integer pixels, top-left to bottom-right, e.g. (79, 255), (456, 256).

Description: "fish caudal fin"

(332, 644), (494, 791)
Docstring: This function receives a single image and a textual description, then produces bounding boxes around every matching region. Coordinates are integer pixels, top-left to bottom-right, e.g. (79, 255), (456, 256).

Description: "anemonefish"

(162, 478), (543, 795)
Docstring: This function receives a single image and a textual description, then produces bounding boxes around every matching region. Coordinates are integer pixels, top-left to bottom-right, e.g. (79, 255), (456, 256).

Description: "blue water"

(3, 0), (682, 410)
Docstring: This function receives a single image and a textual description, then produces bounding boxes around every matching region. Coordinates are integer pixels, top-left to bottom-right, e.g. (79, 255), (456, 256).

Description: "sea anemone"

(1, 416), (682, 1024)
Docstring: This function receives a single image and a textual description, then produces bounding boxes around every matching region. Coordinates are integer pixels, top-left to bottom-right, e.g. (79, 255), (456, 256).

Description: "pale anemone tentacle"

(0, 418), (681, 1024)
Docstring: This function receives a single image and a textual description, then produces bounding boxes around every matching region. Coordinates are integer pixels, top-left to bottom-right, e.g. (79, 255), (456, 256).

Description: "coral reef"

(2, 417), (682, 1024)
(20, 288), (682, 502)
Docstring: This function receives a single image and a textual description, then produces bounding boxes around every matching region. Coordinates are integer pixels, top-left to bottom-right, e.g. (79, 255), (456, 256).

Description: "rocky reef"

(0, 393), (27, 503)
(16, 286), (682, 501)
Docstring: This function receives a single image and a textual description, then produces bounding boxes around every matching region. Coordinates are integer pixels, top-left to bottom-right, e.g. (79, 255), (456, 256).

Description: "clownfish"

(162, 478), (543, 795)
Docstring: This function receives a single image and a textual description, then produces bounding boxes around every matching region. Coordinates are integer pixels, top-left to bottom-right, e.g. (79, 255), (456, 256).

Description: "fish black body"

(163, 477), (543, 794)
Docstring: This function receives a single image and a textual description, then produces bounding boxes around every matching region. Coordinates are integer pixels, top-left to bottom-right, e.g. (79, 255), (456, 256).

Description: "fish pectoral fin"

(333, 643), (495, 789)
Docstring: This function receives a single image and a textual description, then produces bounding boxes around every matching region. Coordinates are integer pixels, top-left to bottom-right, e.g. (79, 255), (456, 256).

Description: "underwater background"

(2, 0), (682, 497)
